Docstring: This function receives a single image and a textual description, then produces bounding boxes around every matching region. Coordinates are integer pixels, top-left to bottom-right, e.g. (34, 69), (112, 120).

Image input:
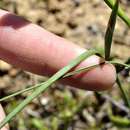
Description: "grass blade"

(0, 83), (41, 102)
(0, 49), (98, 129)
(0, 63), (103, 102)
(104, 0), (130, 27)
(105, 0), (119, 60)
(0, 64), (101, 102)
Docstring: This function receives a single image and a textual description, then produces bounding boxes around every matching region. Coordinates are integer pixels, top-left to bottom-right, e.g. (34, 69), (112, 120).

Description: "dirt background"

(0, 0), (130, 130)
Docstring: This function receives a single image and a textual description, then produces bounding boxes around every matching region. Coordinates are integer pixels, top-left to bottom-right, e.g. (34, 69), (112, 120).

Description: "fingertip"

(82, 63), (116, 91)
(62, 54), (116, 91)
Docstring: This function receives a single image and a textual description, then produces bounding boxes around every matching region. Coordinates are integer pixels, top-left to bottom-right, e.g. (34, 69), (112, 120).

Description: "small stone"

(0, 61), (12, 71)
(9, 68), (19, 77)
(40, 97), (50, 105)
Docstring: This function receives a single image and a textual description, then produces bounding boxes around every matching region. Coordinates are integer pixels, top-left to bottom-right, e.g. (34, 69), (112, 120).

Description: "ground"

(0, 0), (130, 130)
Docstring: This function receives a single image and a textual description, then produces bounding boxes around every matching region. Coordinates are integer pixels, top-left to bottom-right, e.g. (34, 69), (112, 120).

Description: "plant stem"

(116, 75), (130, 108)
(0, 49), (97, 129)
(109, 61), (130, 69)
(104, 0), (130, 27)
(1, 59), (129, 107)
(1, 60), (129, 102)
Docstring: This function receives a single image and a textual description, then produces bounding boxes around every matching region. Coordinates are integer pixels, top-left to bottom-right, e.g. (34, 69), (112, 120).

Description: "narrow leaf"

(105, 0), (119, 60)
(0, 63), (103, 102)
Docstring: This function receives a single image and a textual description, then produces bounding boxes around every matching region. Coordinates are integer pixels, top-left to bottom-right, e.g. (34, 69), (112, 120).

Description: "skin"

(0, 9), (116, 130)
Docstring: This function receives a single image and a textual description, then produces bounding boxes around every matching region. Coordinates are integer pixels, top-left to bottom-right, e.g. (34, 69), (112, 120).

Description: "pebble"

(0, 61), (12, 71)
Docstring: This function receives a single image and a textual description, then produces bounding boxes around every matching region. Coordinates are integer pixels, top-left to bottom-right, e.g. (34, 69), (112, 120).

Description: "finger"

(0, 105), (9, 130)
(0, 9), (116, 91)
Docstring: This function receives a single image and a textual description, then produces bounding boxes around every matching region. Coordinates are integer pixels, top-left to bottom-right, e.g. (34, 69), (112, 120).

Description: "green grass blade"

(0, 49), (97, 129)
(105, 0), (119, 60)
(116, 75), (130, 108)
(0, 83), (41, 102)
(0, 64), (102, 102)
(104, 0), (130, 27)
(0, 57), (104, 102)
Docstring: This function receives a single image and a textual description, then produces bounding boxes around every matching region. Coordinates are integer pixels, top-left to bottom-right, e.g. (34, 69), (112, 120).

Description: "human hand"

(0, 9), (116, 130)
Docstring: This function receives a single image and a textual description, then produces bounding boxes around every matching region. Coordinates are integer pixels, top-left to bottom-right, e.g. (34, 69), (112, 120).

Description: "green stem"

(0, 49), (97, 129)
(109, 61), (130, 69)
(116, 75), (130, 108)
(104, 0), (130, 27)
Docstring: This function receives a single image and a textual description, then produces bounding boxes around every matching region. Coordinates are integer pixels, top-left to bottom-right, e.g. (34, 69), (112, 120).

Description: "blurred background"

(0, 0), (130, 130)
